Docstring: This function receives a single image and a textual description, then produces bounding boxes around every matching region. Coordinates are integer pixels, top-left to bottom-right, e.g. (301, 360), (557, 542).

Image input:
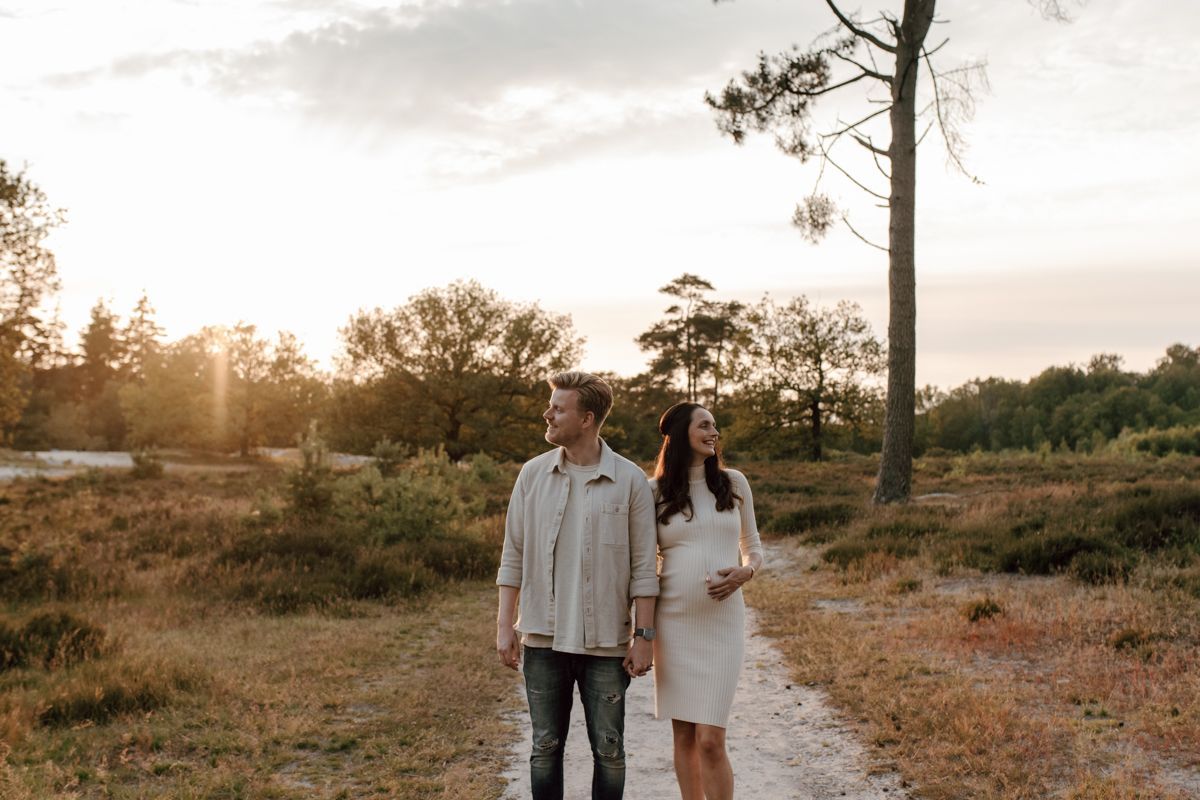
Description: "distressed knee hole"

(604, 692), (622, 704)
(596, 731), (622, 760)
(534, 736), (560, 753)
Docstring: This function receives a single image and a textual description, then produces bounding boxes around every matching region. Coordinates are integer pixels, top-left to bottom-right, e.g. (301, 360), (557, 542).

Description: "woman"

(650, 402), (763, 800)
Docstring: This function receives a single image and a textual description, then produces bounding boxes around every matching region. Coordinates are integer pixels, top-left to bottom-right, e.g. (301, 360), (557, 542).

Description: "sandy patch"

(499, 563), (908, 798)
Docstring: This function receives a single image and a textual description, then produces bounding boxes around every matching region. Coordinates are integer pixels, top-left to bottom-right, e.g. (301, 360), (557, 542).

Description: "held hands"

(496, 627), (521, 671)
(705, 565), (753, 601)
(623, 637), (653, 678)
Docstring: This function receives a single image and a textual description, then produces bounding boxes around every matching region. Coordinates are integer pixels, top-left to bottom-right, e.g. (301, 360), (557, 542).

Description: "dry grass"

(5, 451), (1199, 798)
(741, 451), (1200, 799)
(0, 463), (521, 799)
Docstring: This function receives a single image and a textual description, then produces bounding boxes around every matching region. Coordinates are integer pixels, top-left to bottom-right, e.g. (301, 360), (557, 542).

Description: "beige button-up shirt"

(496, 440), (659, 649)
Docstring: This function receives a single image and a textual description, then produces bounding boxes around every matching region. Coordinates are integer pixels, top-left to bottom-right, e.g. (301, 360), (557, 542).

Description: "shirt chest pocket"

(598, 502), (630, 547)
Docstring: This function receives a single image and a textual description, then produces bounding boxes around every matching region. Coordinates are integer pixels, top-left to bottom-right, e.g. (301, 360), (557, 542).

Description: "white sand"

(499, 555), (908, 798)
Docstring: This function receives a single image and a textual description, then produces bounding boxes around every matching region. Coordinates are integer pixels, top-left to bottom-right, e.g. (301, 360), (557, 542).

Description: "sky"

(2, 0), (1197, 389)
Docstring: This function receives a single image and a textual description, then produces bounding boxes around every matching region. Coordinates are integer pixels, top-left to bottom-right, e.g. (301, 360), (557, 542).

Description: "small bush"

(1069, 550), (1135, 585)
(1108, 627), (1163, 663)
(1109, 628), (1150, 651)
(865, 519), (946, 540)
(0, 545), (108, 603)
(1109, 487), (1200, 552)
(130, 450), (164, 479)
(893, 577), (922, 594)
(822, 540), (870, 569)
(1, 611), (109, 673)
(768, 503), (858, 535)
(995, 534), (1117, 575)
(1120, 425), (1200, 457)
(963, 597), (1003, 623)
(348, 551), (439, 600)
(287, 423), (335, 516)
(0, 623), (22, 670)
(19, 611), (108, 670)
(36, 658), (205, 727)
(371, 437), (410, 477)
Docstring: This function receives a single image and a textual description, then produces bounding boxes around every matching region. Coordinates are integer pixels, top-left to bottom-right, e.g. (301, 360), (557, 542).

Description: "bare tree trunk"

(811, 397), (823, 461)
(873, 0), (934, 504)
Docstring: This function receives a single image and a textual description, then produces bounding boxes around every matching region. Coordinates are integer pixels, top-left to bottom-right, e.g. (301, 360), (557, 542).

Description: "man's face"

(544, 388), (592, 447)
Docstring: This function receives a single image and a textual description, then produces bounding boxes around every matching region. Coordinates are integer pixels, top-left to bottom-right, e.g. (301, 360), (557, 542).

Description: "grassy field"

(739, 452), (1200, 800)
(0, 460), (522, 799)
(2, 450), (1198, 798)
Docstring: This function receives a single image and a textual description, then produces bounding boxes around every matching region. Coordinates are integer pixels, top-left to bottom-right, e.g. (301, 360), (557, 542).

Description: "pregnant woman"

(650, 401), (764, 800)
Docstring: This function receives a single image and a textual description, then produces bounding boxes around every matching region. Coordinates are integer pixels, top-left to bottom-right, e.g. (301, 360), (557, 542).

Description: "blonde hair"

(548, 371), (614, 429)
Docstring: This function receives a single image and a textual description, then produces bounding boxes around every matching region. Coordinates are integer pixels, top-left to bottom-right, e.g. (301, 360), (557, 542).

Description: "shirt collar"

(548, 437), (616, 481)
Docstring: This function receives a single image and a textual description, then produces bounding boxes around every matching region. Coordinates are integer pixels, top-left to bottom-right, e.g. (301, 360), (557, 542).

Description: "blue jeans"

(522, 647), (630, 800)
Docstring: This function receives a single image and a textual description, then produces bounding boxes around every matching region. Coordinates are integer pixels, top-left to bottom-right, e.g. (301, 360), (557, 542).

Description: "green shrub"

(332, 464), (472, 543)
(0, 544), (108, 602)
(18, 611), (108, 669)
(995, 533), (1117, 575)
(768, 503), (858, 535)
(130, 450), (164, 479)
(1069, 550), (1135, 585)
(963, 597), (1003, 622)
(329, 445), (495, 543)
(348, 551), (439, 600)
(821, 539), (870, 569)
(1119, 426), (1200, 457)
(36, 658), (205, 727)
(215, 524), (357, 572)
(287, 423), (335, 516)
(371, 437), (410, 477)
(1108, 487), (1200, 552)
(0, 623), (23, 670)
(416, 535), (496, 579)
(865, 519), (946, 540)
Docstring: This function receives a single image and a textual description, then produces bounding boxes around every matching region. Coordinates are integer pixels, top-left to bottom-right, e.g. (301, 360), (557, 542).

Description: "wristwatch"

(634, 627), (656, 641)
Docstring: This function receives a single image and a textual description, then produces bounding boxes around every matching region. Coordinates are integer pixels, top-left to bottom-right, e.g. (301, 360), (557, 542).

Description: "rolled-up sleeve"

(627, 477), (660, 598)
(496, 469), (525, 587)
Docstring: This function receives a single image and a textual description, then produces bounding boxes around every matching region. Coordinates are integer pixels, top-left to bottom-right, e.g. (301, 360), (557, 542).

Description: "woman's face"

(687, 406), (719, 464)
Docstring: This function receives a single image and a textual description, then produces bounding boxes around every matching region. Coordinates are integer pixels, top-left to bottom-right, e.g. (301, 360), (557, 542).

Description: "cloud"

(43, 0), (826, 173)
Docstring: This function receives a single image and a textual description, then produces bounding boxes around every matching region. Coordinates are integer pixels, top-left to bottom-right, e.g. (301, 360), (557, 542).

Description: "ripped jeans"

(522, 647), (630, 800)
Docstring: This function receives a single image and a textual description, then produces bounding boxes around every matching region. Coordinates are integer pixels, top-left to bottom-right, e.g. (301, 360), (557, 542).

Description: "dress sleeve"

(730, 470), (764, 567)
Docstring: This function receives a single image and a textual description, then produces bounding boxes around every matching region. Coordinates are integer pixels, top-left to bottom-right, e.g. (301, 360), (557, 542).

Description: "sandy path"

(499, 548), (907, 798)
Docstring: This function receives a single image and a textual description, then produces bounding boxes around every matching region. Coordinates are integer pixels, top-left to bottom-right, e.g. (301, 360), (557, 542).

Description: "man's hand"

(705, 566), (751, 602)
(497, 626), (521, 671)
(623, 636), (653, 678)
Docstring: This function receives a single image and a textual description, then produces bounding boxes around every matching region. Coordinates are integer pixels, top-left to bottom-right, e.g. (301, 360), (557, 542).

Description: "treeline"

(4, 162), (1198, 461)
(916, 348), (1200, 455)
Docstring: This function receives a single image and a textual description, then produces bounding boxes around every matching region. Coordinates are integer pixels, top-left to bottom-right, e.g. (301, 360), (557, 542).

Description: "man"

(496, 370), (658, 800)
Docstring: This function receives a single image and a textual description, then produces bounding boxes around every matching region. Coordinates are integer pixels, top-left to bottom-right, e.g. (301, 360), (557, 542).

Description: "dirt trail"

(499, 544), (907, 799)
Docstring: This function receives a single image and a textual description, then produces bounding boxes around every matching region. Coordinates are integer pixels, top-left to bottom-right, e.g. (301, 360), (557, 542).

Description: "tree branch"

(914, 118), (935, 148)
(924, 47), (986, 184)
(841, 214), (889, 252)
(819, 143), (889, 201)
(824, 0), (897, 54)
(851, 133), (890, 159)
(924, 37), (951, 58)
(831, 49), (891, 83)
(822, 104), (892, 139)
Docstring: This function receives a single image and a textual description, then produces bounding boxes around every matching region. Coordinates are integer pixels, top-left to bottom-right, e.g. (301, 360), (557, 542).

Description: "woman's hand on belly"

(705, 565), (751, 601)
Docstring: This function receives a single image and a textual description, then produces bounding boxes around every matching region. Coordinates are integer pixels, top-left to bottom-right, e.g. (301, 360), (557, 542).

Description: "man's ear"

(583, 410), (596, 431)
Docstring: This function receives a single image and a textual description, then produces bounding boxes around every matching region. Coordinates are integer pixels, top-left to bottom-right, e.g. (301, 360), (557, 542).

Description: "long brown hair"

(653, 402), (739, 525)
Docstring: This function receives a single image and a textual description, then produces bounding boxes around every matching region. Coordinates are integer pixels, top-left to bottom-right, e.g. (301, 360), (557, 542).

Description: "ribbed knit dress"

(652, 466), (763, 727)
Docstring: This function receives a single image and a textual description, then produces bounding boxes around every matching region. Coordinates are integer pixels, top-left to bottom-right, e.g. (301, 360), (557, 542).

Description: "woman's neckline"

(688, 464), (706, 482)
